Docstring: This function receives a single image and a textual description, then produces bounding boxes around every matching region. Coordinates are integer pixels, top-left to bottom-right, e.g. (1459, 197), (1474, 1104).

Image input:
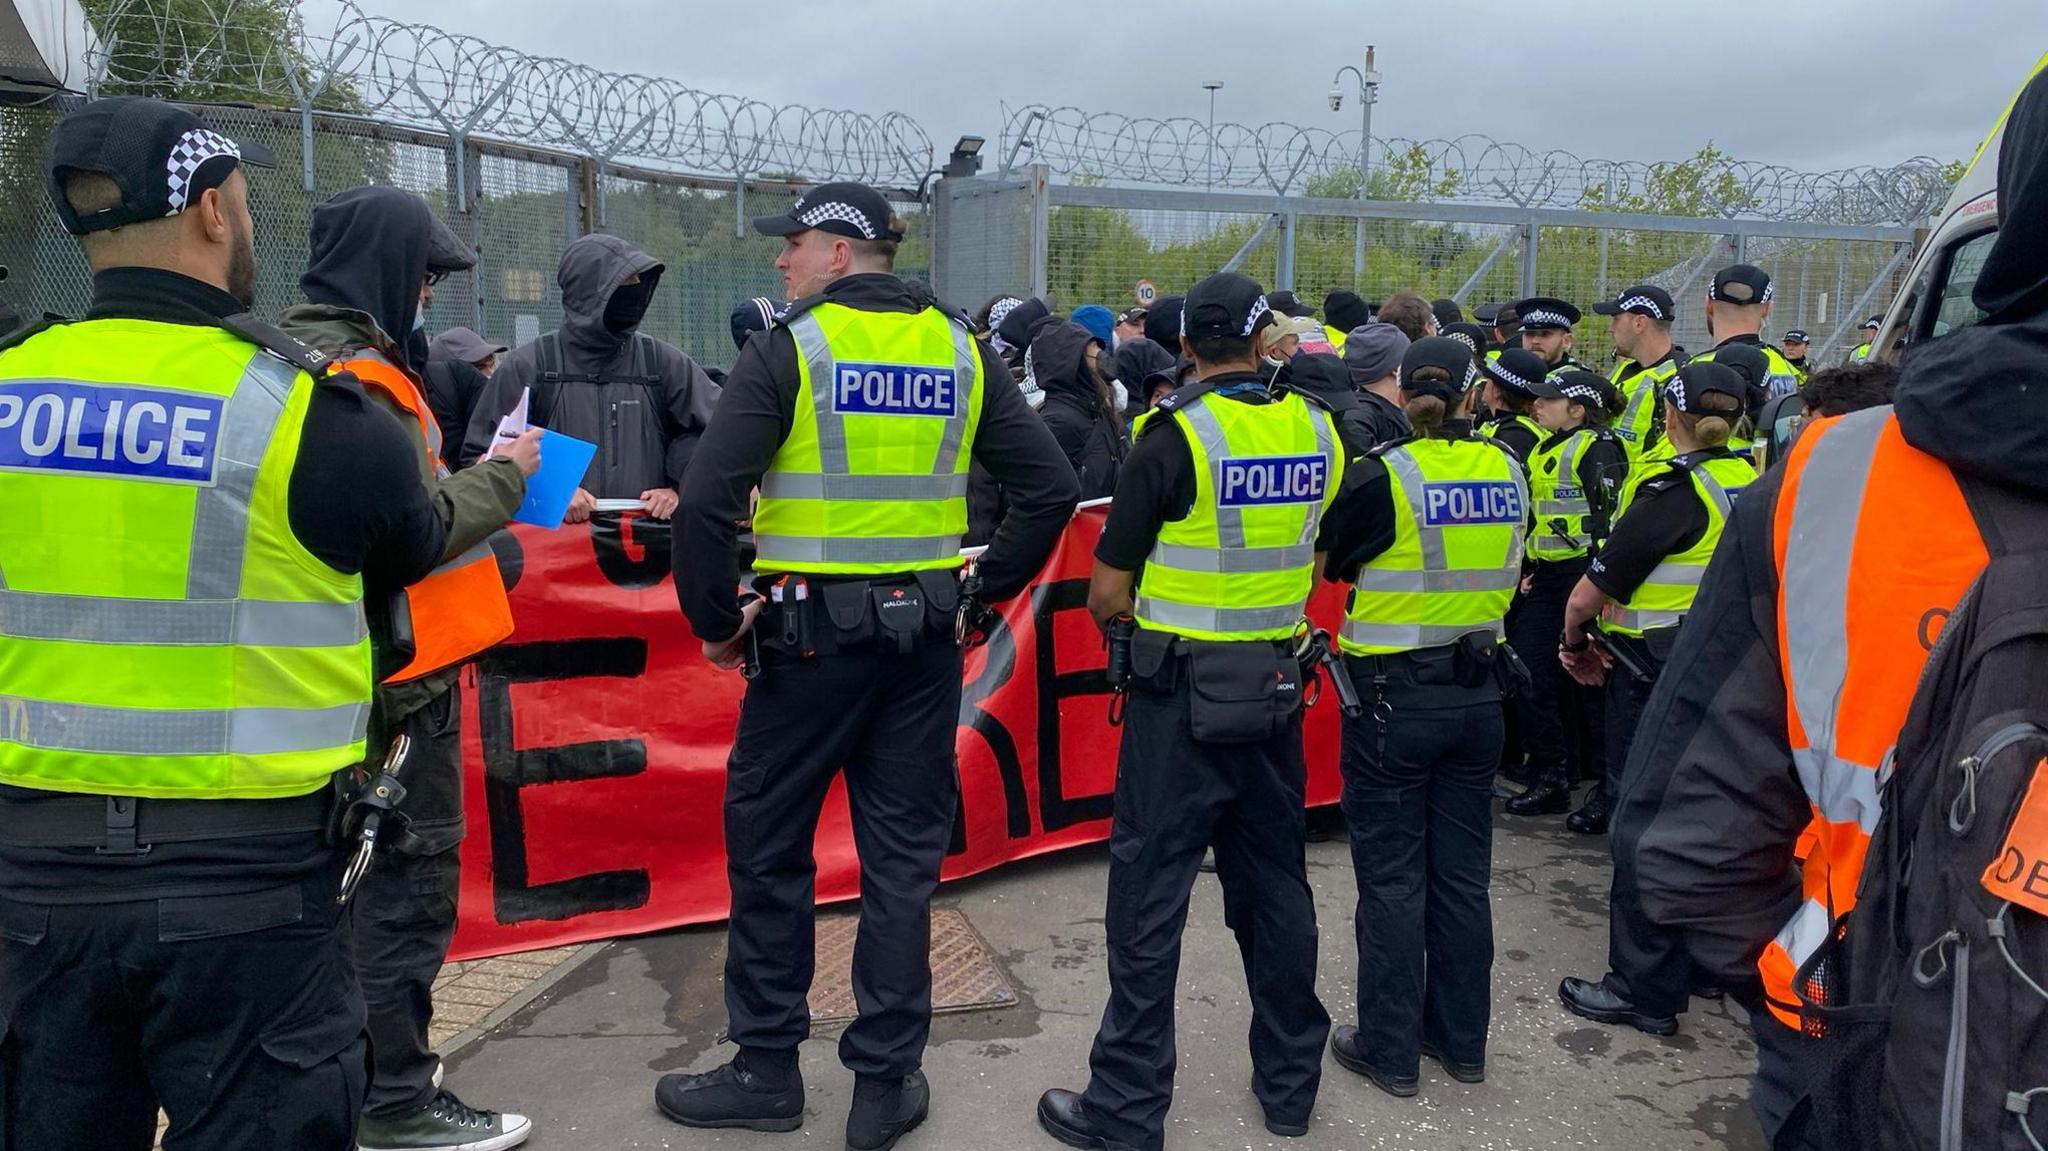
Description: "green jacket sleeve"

(362, 388), (526, 561)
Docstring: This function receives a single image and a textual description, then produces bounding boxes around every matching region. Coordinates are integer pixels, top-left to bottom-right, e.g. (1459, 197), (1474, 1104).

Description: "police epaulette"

(218, 313), (334, 377)
(1365, 435), (1418, 459)
(774, 291), (833, 327)
(1152, 376), (1221, 416)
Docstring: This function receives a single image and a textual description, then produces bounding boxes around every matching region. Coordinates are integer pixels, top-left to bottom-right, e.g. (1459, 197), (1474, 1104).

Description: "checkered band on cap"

(165, 128), (241, 214)
(1615, 295), (1669, 320)
(1521, 309), (1572, 328)
(795, 199), (878, 239)
(1242, 294), (1271, 336)
(1445, 330), (1481, 355)
(1551, 375), (1605, 407)
(1460, 362), (1479, 391)
(1488, 359), (1538, 393)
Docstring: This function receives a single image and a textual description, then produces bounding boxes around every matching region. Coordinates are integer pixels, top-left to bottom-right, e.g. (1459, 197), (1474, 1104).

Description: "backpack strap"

(1960, 474), (2048, 559)
(217, 313), (335, 378)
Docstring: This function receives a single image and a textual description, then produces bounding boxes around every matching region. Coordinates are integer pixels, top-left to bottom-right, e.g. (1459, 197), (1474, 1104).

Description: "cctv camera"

(1328, 90), (1344, 112)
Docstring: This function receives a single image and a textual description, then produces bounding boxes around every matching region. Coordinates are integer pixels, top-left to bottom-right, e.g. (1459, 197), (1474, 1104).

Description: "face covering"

(1111, 380), (1129, 414)
(605, 279), (656, 334)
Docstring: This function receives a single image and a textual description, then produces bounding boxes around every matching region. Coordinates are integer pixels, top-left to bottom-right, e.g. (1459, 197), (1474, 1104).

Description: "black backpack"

(1798, 479), (2048, 1151)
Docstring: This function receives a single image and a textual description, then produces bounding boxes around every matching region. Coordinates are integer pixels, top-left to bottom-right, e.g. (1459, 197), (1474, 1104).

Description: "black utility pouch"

(912, 570), (961, 642)
(872, 582), (927, 655)
(1408, 644), (1462, 687)
(1185, 640), (1303, 744)
(822, 581), (876, 650)
(1495, 640), (1533, 699)
(1453, 632), (1501, 689)
(1129, 629), (1180, 694)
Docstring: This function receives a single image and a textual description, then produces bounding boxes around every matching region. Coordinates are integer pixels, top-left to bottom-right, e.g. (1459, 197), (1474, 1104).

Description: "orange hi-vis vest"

(1761, 406), (1989, 1032)
(341, 350), (515, 684)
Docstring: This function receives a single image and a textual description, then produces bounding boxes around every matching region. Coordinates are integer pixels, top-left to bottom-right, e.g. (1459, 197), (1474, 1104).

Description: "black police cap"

(1591, 284), (1676, 322)
(47, 96), (276, 236)
(1665, 361), (1749, 413)
(1400, 336), (1477, 403)
(1483, 347), (1550, 398)
(1182, 273), (1275, 342)
(1530, 368), (1621, 416)
(1710, 264), (1774, 306)
(1511, 297), (1580, 331)
(753, 182), (904, 243)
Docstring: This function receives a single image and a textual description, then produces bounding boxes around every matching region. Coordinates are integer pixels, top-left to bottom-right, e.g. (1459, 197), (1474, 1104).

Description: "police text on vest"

(831, 363), (958, 418)
(1218, 455), (1328, 507)
(0, 381), (223, 484)
(1420, 481), (1525, 527)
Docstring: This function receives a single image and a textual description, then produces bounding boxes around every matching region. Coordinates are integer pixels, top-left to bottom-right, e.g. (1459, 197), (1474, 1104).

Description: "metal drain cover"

(808, 908), (1016, 1025)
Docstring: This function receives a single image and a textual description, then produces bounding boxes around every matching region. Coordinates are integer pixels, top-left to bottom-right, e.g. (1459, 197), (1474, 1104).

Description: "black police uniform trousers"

(0, 861), (367, 1150)
(1339, 651), (1501, 1076)
(1505, 561), (1604, 789)
(1599, 641), (1693, 1018)
(723, 636), (962, 1080)
(351, 688), (466, 1119)
(1080, 673), (1329, 1151)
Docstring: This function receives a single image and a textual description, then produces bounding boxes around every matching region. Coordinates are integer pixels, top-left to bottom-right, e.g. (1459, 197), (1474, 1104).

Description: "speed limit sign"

(1135, 279), (1158, 306)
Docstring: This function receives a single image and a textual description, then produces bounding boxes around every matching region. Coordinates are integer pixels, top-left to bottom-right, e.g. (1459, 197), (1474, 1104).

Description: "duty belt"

(0, 788), (332, 854)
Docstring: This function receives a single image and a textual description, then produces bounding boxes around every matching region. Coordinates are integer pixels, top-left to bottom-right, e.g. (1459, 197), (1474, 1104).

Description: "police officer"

(0, 97), (448, 1150)
(1038, 273), (1343, 1151)
(1591, 285), (1687, 467)
(665, 182), (1077, 1149)
(1476, 346), (1548, 463)
(1850, 315), (1881, 361)
(1503, 370), (1627, 817)
(1779, 328), (1813, 378)
(1510, 297), (1587, 372)
(1694, 265), (1803, 402)
(1557, 363), (1757, 1032)
(1322, 337), (1529, 1096)
(281, 185), (541, 1150)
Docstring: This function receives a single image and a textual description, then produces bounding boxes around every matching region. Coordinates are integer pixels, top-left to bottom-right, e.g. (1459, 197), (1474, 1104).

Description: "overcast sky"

(395, 0), (2043, 175)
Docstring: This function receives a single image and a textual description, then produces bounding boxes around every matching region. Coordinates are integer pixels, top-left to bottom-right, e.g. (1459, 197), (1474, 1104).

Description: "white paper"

(486, 387), (530, 459)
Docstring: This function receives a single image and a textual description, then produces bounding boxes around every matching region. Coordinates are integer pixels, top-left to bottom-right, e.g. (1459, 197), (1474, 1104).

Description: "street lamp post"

(1202, 80), (1224, 196)
(1330, 46), (1381, 286)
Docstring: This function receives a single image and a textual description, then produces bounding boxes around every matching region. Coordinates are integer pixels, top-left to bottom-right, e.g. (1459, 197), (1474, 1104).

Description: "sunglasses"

(426, 269), (451, 288)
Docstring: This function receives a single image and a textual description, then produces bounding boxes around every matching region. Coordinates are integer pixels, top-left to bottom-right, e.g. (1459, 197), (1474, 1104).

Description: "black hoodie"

(1110, 337), (1175, 392)
(995, 297), (1054, 374)
(461, 234), (720, 498)
(1031, 321), (1126, 500)
(299, 186), (436, 362)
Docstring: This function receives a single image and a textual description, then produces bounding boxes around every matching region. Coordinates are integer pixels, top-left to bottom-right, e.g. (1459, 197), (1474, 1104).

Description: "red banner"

(450, 508), (1347, 960)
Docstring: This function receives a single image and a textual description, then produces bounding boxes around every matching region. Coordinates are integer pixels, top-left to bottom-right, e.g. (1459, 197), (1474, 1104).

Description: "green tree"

(82, 0), (356, 109)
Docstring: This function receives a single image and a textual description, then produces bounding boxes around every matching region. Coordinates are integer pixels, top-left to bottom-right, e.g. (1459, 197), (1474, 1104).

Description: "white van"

(1868, 53), (2048, 360)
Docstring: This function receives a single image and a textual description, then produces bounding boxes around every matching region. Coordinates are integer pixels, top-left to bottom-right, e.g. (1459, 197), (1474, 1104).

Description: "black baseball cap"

(1530, 368), (1621, 416)
(1181, 272), (1275, 342)
(1512, 297), (1580, 331)
(1664, 361), (1749, 413)
(1482, 347), (1549, 398)
(1431, 298), (1464, 329)
(1441, 322), (1490, 358)
(1783, 329), (1812, 343)
(1710, 263), (1774, 305)
(1472, 302), (1503, 326)
(1267, 290), (1317, 318)
(753, 182), (903, 242)
(1862, 315), (1883, 330)
(1116, 305), (1149, 326)
(1591, 284), (1676, 322)
(1400, 336), (1477, 403)
(47, 96), (276, 236)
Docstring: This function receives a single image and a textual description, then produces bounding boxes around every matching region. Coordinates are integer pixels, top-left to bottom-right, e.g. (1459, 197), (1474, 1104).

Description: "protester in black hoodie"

(461, 233), (719, 520)
(1030, 320), (1126, 499)
(1612, 67), (2048, 1151)
(1110, 336), (1176, 406)
(995, 295), (1054, 378)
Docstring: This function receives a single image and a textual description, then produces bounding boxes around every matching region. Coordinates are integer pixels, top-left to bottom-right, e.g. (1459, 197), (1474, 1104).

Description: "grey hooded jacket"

(460, 234), (720, 497)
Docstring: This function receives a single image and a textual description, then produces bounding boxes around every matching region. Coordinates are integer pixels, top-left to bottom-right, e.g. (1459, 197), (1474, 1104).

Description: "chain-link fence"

(0, 99), (925, 375)
(937, 172), (1919, 372)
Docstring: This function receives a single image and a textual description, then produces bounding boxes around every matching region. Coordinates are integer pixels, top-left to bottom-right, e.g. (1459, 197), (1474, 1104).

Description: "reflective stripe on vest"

(1599, 455), (1754, 637)
(1611, 358), (1676, 461)
(752, 305), (982, 574)
(1529, 429), (1600, 561)
(0, 320), (373, 799)
(1341, 437), (1526, 656)
(1134, 390), (1341, 643)
(1757, 405), (1988, 1031)
(341, 354), (516, 683)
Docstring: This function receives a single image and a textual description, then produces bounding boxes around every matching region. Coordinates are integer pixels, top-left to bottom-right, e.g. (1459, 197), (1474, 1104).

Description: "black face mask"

(604, 279), (655, 333)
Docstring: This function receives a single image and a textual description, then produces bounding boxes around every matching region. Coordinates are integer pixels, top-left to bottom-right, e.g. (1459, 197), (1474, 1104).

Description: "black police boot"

(654, 1048), (805, 1132)
(1419, 1039), (1485, 1084)
(1328, 1026), (1418, 1098)
(845, 1070), (929, 1151)
(1690, 980), (1726, 1002)
(1565, 787), (1614, 835)
(1558, 977), (1678, 1037)
(1504, 769), (1572, 817)
(1036, 1089), (1140, 1150)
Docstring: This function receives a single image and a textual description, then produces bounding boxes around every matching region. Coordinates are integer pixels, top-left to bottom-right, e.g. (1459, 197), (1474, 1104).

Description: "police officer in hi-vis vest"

(668, 183), (1077, 1150)
(0, 97), (450, 1150)
(1039, 273), (1348, 1151)
(1319, 337), (1530, 1097)
(1593, 285), (1687, 468)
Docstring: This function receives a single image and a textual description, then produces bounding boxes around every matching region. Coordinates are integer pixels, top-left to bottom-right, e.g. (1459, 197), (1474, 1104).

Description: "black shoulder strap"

(1961, 474), (2048, 558)
(538, 332), (563, 383)
(218, 313), (334, 377)
(775, 290), (833, 327)
(1366, 434), (1418, 460)
(1152, 376), (1223, 417)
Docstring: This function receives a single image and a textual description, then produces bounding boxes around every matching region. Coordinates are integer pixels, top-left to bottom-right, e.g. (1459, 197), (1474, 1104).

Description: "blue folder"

(512, 428), (598, 529)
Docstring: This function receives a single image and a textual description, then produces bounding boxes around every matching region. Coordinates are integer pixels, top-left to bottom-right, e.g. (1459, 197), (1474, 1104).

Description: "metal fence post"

(1595, 229), (1609, 302)
(1278, 212), (1297, 291)
(1028, 164), (1051, 300)
(1519, 218), (1539, 300)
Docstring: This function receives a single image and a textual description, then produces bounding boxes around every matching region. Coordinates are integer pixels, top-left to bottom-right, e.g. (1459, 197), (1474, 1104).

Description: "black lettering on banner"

(1995, 846), (2025, 885)
(591, 514), (672, 589)
(1918, 606), (1950, 653)
(1033, 578), (1116, 833)
(476, 638), (652, 924)
(2028, 858), (2048, 902)
(956, 610), (1033, 847)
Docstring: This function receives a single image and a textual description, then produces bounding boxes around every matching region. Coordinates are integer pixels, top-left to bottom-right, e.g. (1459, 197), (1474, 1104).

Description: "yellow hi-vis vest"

(752, 302), (985, 575)
(1597, 452), (1755, 637)
(1611, 356), (1681, 465)
(1134, 390), (1342, 642)
(1528, 427), (1609, 562)
(1323, 325), (1349, 353)
(1340, 437), (1528, 656)
(0, 319), (373, 799)
(1480, 413), (1543, 449)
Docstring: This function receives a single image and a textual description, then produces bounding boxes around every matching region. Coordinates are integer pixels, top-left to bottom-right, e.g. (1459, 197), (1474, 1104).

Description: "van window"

(1930, 229), (1998, 337)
